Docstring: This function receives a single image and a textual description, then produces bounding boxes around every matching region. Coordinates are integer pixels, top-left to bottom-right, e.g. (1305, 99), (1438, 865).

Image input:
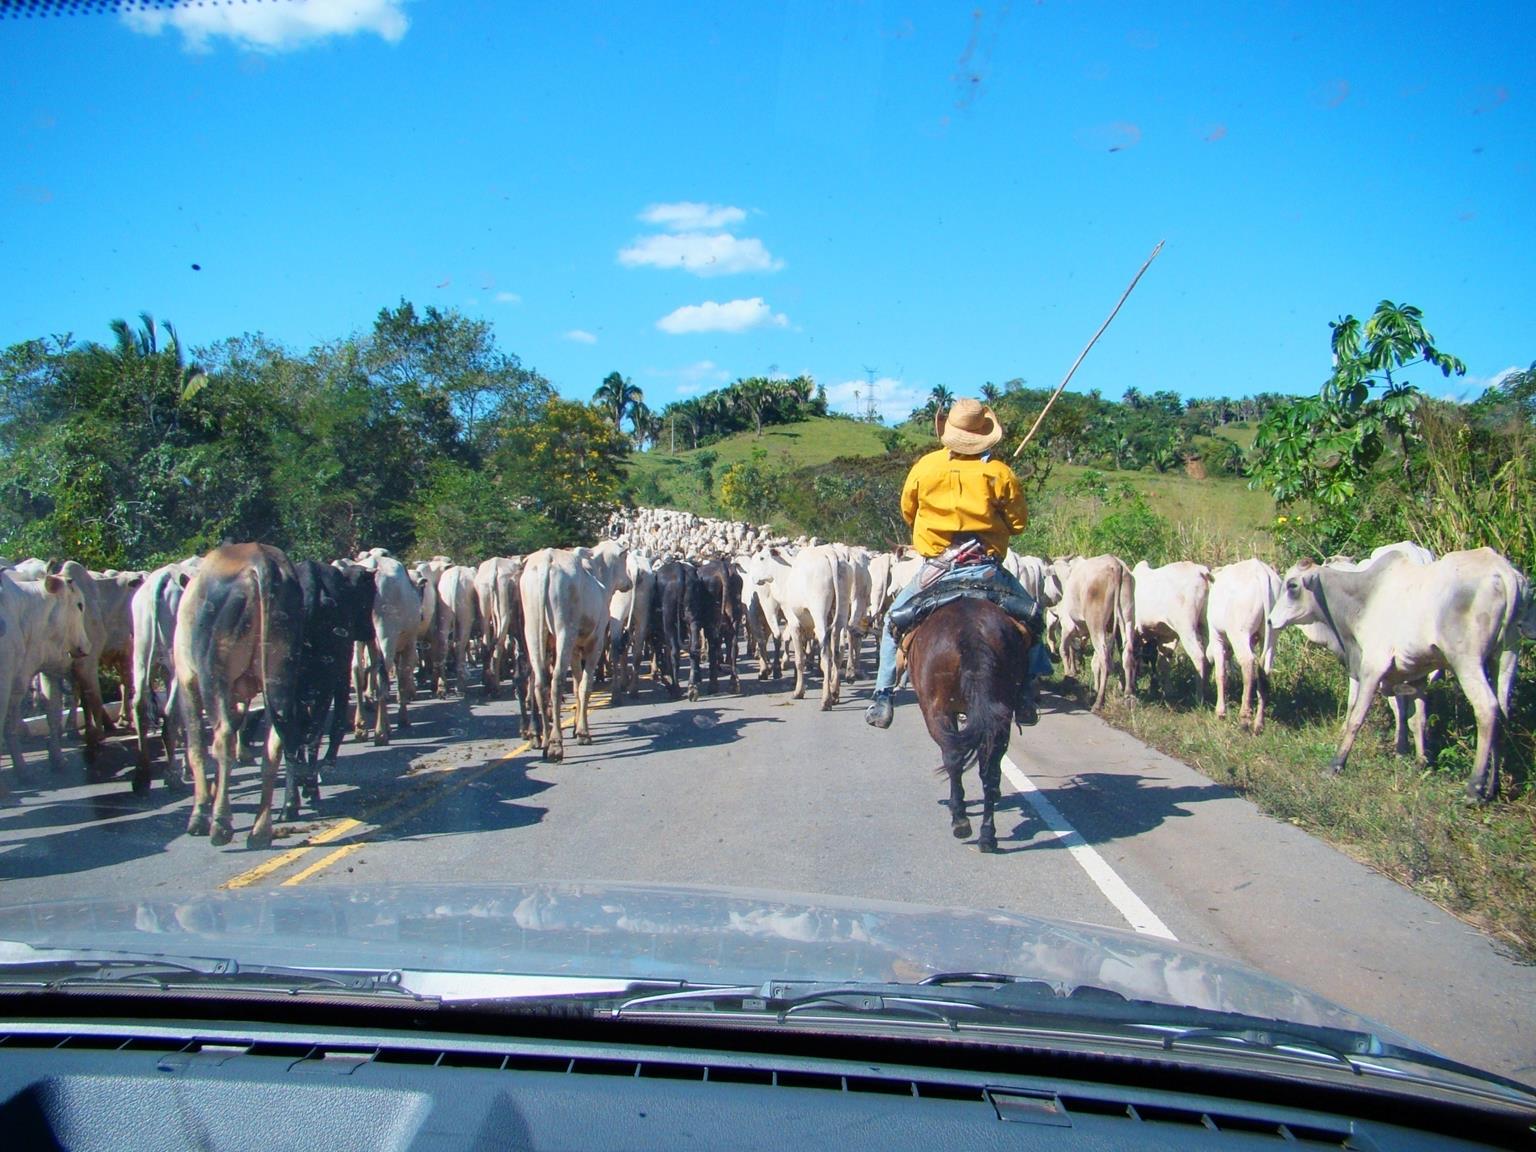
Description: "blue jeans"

(873, 561), (1053, 694)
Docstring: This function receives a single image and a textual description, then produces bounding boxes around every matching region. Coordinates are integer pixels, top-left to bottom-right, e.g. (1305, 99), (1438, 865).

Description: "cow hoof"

(209, 818), (235, 847)
(951, 818), (973, 840)
(820, 697), (833, 712)
(247, 828), (273, 851)
(687, 686), (699, 702)
(373, 733), (389, 747)
(280, 803), (300, 823)
(577, 732), (593, 746)
(1327, 759), (1346, 776)
(187, 810), (211, 837)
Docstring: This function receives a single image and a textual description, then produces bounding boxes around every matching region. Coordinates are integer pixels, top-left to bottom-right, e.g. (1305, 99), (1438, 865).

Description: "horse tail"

(934, 664), (1013, 778)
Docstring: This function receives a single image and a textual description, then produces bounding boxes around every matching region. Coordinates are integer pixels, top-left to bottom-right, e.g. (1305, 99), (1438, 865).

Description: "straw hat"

(935, 397), (1004, 455)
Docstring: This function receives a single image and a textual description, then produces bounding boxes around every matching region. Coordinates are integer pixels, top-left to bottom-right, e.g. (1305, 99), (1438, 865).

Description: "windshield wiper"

(0, 949), (413, 996)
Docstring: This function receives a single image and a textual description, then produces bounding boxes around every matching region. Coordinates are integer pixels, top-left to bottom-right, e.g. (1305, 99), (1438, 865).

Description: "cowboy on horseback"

(865, 397), (1052, 730)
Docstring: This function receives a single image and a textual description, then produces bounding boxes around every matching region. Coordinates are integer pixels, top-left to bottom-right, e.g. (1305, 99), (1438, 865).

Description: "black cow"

(286, 560), (377, 821)
(693, 558), (742, 695)
(649, 560), (699, 700)
(175, 543), (304, 849)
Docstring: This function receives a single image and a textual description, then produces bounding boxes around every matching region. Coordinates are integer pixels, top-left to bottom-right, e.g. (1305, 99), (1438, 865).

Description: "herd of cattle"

(2, 507), (1534, 849)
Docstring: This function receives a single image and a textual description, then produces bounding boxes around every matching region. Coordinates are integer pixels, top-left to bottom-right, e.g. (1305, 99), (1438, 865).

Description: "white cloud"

(495, 291), (521, 304)
(122, 0), (408, 53)
(1442, 365), (1521, 401)
(656, 298), (789, 335)
(824, 377), (926, 424)
(563, 329), (598, 345)
(639, 202), (748, 232)
(619, 232), (782, 277)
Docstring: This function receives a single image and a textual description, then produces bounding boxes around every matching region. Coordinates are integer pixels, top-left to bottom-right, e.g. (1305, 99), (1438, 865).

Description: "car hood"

(0, 881), (1406, 1040)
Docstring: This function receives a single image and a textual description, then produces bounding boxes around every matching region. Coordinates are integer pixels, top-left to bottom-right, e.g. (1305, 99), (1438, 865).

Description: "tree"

(980, 381), (1001, 404)
(731, 376), (781, 437)
(593, 371), (643, 431)
(922, 384), (955, 420)
(1251, 299), (1465, 553)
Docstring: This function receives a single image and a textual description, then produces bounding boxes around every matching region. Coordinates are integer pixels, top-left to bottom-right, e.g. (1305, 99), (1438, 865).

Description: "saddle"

(887, 566), (1042, 649)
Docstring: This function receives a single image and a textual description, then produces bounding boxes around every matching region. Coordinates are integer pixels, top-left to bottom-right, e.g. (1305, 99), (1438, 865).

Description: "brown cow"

(174, 544), (304, 849)
(1056, 554), (1137, 711)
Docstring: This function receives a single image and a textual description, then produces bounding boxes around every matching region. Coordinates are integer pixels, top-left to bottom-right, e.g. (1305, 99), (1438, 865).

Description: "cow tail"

(252, 559), (272, 721)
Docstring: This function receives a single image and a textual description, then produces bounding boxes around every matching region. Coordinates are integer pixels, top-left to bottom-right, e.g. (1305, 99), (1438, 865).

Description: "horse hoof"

(131, 770), (151, 795)
(209, 818), (235, 847)
(978, 836), (998, 854)
(187, 811), (211, 837)
(280, 804), (299, 823)
(952, 819), (973, 840)
(374, 733), (389, 747)
(687, 687), (699, 702)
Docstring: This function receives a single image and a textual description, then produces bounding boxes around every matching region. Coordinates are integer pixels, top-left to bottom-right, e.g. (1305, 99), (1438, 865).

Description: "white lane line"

(1001, 753), (1177, 941)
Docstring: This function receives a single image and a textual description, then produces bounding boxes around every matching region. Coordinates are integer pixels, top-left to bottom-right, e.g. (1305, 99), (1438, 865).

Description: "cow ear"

(44, 574), (64, 593)
(178, 572), (192, 588)
(128, 574), (145, 589)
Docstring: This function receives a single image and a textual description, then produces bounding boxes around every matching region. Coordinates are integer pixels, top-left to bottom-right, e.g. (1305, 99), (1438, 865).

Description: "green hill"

(623, 416), (1275, 560)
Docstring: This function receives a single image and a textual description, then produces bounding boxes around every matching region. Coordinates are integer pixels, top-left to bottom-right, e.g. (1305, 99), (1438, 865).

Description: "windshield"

(1, 0), (1533, 1108)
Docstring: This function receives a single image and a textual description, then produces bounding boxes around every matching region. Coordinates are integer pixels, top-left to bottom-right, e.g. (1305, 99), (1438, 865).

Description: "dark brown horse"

(903, 598), (1033, 852)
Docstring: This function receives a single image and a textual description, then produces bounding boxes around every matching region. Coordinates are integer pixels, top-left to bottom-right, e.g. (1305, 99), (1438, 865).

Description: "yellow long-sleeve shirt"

(901, 448), (1028, 559)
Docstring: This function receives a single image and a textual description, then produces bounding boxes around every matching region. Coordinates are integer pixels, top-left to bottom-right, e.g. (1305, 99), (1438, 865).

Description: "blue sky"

(2, 0), (1530, 421)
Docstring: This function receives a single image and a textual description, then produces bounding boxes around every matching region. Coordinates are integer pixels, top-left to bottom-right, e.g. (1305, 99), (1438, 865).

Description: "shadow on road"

(580, 706), (783, 763)
(1033, 770), (1235, 845)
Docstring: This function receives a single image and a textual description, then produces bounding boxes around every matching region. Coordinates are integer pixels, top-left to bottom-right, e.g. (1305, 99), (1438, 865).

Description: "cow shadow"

(304, 753), (553, 846)
(579, 706), (783, 762)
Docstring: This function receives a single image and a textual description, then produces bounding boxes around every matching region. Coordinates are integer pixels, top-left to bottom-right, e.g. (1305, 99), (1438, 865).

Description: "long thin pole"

(1012, 239), (1166, 458)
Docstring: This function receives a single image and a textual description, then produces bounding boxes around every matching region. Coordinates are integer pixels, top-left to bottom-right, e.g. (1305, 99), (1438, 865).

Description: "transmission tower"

(861, 366), (880, 422)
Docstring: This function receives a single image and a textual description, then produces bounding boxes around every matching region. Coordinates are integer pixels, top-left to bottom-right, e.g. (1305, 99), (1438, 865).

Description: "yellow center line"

(279, 738), (534, 887)
(220, 683), (613, 891)
(279, 842), (365, 886)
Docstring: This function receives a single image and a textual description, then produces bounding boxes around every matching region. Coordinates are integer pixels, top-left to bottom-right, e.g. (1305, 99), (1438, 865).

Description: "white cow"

(128, 562), (195, 789)
(1056, 555), (1136, 712)
(1308, 547), (1437, 760)
(1131, 561), (1213, 701)
(473, 557), (524, 701)
(1204, 558), (1281, 733)
(1004, 551), (1063, 610)
(435, 564), (479, 697)
(520, 541), (631, 760)
(745, 549), (793, 683)
(605, 551), (654, 704)
(351, 553), (423, 745)
(2, 571), (93, 784)
(1268, 548), (1526, 802)
(835, 545), (875, 682)
(759, 544), (847, 710)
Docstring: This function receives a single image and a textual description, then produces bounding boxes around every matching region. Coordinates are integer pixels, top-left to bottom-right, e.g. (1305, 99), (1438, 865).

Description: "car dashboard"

(0, 1009), (1525, 1152)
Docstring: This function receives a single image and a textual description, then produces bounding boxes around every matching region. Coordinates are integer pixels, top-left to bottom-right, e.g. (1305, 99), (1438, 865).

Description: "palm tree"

(96, 312), (207, 427)
(592, 371), (643, 430)
(927, 384), (955, 418)
(732, 377), (783, 437)
(980, 381), (1001, 404)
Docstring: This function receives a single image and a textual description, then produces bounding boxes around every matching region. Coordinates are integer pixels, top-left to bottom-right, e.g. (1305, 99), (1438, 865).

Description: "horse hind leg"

(976, 730), (1004, 854)
(947, 759), (971, 841)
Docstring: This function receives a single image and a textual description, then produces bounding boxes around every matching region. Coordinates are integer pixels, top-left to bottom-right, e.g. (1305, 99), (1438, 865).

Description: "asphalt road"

(1, 653), (1533, 1084)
